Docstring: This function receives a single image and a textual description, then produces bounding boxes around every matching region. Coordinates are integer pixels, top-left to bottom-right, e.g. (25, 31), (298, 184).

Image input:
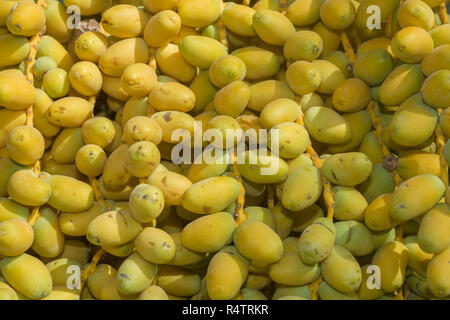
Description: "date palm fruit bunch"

(0, 0), (449, 301)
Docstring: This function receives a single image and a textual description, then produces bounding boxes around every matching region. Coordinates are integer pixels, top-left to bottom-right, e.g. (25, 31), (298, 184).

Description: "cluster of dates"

(0, 0), (449, 300)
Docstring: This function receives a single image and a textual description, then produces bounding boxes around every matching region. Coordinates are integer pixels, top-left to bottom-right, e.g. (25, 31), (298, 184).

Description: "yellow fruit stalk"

(215, 13), (246, 227)
(25, 0), (49, 227)
(435, 120), (449, 188)
(146, 49), (157, 117)
(366, 100), (405, 299)
(295, 100), (335, 300)
(215, 2), (228, 48)
(366, 101), (402, 186)
(79, 59), (107, 294)
(79, 248), (105, 293)
(340, 32), (357, 64)
(440, 2), (448, 24)
(85, 96), (108, 209)
(232, 154), (246, 226)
